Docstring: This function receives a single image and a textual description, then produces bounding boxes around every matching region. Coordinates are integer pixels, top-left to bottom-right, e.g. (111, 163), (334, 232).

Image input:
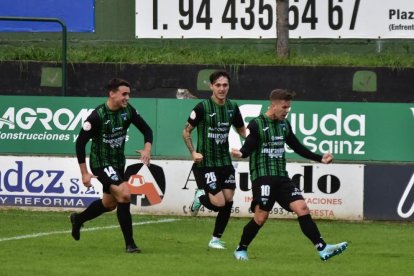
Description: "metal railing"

(0, 16), (67, 95)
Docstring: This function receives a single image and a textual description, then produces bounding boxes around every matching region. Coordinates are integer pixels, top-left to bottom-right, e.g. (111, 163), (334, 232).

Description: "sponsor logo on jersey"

(225, 174), (236, 184)
(208, 182), (217, 190)
(121, 112), (127, 121)
(291, 187), (302, 197)
(227, 110), (234, 117)
(82, 121), (91, 131)
(208, 132), (228, 145)
(262, 148), (285, 158)
(112, 126), (123, 133)
(271, 136), (283, 141)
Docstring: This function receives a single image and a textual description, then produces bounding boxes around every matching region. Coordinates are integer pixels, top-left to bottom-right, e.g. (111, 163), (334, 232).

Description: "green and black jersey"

(240, 114), (322, 181)
(76, 103), (153, 170)
(187, 97), (244, 168)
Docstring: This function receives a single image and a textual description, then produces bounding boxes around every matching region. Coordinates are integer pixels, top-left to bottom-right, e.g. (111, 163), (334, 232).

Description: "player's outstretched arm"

(321, 153), (334, 164)
(285, 122), (324, 163)
(136, 142), (152, 166)
(236, 126), (248, 139)
(231, 148), (243, 158)
(79, 163), (96, 188)
(182, 122), (203, 163)
(75, 115), (98, 188)
(232, 121), (258, 159)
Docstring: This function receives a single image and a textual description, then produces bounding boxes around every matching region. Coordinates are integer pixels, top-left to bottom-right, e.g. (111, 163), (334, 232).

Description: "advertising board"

(1, 97), (412, 162)
(136, 0), (414, 38)
(0, 156), (364, 220)
(364, 164), (414, 221)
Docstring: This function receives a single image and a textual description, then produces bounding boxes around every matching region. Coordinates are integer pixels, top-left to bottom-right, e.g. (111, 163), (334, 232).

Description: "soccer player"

(231, 89), (348, 261)
(182, 70), (246, 249)
(71, 78), (153, 253)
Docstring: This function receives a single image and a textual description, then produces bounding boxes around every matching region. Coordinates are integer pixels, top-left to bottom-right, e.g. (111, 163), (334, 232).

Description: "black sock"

(117, 202), (134, 246)
(298, 214), (326, 250)
(199, 195), (221, 212)
(237, 219), (262, 251)
(213, 201), (233, 238)
(77, 199), (109, 224)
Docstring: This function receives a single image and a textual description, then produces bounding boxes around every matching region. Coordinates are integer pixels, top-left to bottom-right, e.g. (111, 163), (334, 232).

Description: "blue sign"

(0, 0), (95, 32)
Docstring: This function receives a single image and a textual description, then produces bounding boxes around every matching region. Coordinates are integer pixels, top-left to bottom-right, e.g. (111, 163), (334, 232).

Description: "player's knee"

(215, 201), (233, 213)
(210, 204), (222, 212)
(210, 197), (225, 208)
(253, 207), (269, 226)
(215, 202), (225, 208)
(107, 204), (117, 211)
(103, 201), (117, 211)
(293, 203), (310, 216)
(254, 215), (268, 226)
(118, 193), (131, 203)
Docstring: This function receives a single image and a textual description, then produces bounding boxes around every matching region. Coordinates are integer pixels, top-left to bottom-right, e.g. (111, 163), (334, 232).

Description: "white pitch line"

(0, 218), (178, 243)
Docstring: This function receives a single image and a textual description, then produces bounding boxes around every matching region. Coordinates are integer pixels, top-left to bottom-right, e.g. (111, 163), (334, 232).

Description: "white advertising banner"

(136, 0), (414, 39)
(0, 156), (364, 220)
(0, 156), (102, 209)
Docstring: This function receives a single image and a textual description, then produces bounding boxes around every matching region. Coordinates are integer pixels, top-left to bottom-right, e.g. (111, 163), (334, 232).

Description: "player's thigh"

(253, 204), (270, 226)
(207, 165), (236, 202)
(91, 166), (124, 194)
(102, 193), (117, 210)
(275, 177), (305, 213)
(209, 191), (225, 207)
(218, 165), (236, 202)
(192, 166), (222, 196)
(222, 188), (235, 202)
(289, 199), (310, 216)
(250, 176), (278, 212)
(109, 181), (131, 203)
(218, 165), (236, 191)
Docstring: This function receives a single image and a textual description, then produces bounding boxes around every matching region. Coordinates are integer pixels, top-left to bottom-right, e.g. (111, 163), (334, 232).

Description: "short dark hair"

(106, 78), (131, 93)
(269, 89), (296, 101)
(209, 70), (231, 84)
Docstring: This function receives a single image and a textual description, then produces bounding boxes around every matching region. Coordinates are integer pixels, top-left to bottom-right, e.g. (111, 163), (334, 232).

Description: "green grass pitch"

(0, 209), (413, 276)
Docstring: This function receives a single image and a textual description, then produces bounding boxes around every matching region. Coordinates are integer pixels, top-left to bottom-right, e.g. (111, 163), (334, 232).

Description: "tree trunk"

(276, 0), (289, 58)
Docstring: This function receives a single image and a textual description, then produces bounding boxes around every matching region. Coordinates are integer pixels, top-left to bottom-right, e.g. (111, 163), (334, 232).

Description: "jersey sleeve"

(186, 102), (204, 127)
(76, 110), (99, 164)
(285, 121), (322, 162)
(232, 103), (245, 129)
(239, 120), (260, 158)
(131, 107), (153, 144)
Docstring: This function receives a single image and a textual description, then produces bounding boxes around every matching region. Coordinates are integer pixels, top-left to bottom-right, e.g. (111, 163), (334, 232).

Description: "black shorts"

(251, 176), (304, 212)
(192, 164), (236, 195)
(91, 166), (125, 194)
